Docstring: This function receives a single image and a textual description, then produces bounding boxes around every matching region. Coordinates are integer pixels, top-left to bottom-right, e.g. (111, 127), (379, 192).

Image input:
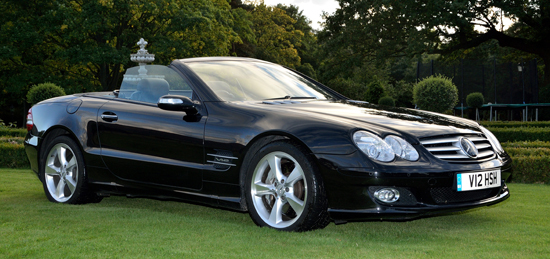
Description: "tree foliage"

(321, 0), (550, 85)
(325, 77), (366, 100)
(364, 77), (386, 104)
(0, 0), (317, 125)
(385, 80), (415, 108)
(248, 4), (304, 69)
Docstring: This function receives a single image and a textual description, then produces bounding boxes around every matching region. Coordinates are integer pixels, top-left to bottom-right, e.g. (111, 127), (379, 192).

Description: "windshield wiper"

(265, 96), (317, 100)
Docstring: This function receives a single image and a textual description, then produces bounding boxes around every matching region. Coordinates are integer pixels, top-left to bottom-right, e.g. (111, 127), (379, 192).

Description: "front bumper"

(316, 152), (512, 222)
(328, 183), (509, 222)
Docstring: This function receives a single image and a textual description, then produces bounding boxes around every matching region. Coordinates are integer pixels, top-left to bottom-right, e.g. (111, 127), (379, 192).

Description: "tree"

(276, 4), (319, 78)
(0, 0), (243, 124)
(321, 0), (550, 85)
(1, 0), (242, 91)
(248, 4), (304, 69)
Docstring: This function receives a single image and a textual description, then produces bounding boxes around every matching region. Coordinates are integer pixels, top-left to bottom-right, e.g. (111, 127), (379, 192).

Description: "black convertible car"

(25, 57), (511, 231)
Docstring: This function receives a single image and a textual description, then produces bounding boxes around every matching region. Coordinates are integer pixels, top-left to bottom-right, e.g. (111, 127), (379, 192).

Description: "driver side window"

(118, 65), (193, 104)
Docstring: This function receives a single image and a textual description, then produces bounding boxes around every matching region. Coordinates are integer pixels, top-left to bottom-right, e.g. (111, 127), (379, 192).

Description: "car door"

(97, 65), (205, 190)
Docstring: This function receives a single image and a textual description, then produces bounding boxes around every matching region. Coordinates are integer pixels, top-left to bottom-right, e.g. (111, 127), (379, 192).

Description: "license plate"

(457, 169), (501, 192)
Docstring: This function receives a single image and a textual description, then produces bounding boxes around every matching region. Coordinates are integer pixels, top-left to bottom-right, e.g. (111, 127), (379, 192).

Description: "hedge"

(488, 127), (550, 142)
(482, 121), (550, 128)
(501, 141), (550, 184)
(504, 147), (550, 157)
(0, 141), (29, 168)
(1, 125), (549, 183)
(510, 156), (550, 184)
(0, 128), (27, 137)
(502, 141), (550, 149)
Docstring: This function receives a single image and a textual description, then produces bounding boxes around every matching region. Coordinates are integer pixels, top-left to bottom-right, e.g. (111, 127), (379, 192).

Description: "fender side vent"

(207, 150), (237, 170)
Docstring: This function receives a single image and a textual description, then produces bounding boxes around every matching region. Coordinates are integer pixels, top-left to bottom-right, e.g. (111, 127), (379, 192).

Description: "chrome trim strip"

(426, 146), (461, 152)
(420, 137), (460, 145)
(477, 150), (494, 157)
(434, 154), (471, 159)
(476, 143), (492, 149)
(206, 153), (238, 160)
(206, 160), (237, 166)
(468, 137), (487, 142)
(101, 148), (206, 170)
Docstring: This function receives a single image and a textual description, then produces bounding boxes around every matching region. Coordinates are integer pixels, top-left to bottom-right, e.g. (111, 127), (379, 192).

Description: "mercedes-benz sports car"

(25, 57), (511, 231)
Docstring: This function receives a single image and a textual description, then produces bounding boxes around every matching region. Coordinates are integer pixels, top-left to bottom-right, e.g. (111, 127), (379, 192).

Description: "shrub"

(466, 92), (484, 108)
(385, 80), (414, 108)
(413, 75), (458, 113)
(364, 78), (386, 103)
(27, 82), (66, 105)
(378, 96), (395, 107)
(327, 77), (366, 100)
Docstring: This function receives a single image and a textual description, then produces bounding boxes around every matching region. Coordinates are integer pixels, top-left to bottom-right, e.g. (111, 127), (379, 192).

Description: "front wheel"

(40, 135), (101, 204)
(244, 140), (329, 231)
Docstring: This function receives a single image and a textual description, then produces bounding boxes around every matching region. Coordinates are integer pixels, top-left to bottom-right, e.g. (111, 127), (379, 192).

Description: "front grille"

(430, 187), (498, 204)
(420, 134), (495, 162)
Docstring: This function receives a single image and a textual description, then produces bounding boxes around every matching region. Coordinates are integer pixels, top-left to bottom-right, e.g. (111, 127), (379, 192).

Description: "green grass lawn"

(1, 169), (549, 258)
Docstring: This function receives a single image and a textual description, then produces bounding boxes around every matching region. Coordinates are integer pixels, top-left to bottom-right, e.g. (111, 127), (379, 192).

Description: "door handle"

(101, 113), (118, 122)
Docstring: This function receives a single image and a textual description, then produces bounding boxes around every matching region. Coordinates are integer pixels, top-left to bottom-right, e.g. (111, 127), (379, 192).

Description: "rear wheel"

(245, 140), (329, 231)
(40, 136), (101, 204)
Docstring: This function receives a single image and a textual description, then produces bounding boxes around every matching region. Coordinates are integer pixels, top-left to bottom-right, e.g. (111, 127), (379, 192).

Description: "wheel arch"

(238, 131), (319, 211)
(38, 126), (85, 176)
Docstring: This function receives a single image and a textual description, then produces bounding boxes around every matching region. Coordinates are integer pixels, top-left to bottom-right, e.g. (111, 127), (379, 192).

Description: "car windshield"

(186, 61), (337, 101)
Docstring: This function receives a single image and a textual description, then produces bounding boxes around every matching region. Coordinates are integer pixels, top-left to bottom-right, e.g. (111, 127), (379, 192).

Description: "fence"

(416, 59), (541, 106)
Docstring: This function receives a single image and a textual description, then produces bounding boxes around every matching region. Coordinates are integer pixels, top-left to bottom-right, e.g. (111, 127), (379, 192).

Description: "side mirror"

(158, 95), (198, 115)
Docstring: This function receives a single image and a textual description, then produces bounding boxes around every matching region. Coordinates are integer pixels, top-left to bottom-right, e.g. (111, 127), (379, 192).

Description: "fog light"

(374, 188), (400, 203)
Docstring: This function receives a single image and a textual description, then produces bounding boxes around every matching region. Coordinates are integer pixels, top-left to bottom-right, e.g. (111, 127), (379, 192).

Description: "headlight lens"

(384, 135), (419, 161)
(353, 131), (395, 162)
(480, 126), (504, 152)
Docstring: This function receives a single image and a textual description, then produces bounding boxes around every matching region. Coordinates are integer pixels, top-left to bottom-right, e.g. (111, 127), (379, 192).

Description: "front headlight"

(384, 135), (419, 161)
(353, 131), (420, 162)
(353, 131), (395, 162)
(480, 126), (504, 152)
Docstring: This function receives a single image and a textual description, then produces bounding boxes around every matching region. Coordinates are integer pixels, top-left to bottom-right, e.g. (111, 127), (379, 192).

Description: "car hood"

(243, 100), (481, 141)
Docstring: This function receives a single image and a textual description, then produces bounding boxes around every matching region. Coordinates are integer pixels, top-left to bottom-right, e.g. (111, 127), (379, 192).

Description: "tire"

(40, 135), (102, 204)
(244, 140), (330, 231)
